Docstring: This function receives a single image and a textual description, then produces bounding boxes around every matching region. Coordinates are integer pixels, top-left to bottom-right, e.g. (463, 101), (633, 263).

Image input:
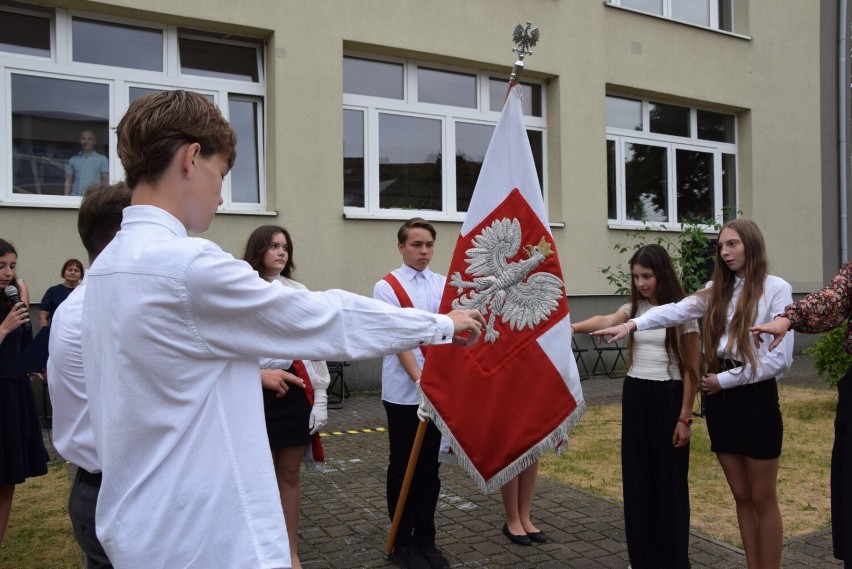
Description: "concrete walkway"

(295, 356), (842, 568)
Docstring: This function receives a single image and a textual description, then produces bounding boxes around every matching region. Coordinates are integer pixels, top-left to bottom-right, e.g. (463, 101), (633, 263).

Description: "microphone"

(4, 285), (31, 333)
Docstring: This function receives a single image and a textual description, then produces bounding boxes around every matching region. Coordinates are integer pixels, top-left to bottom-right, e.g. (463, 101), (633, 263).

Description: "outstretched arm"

(571, 310), (628, 335)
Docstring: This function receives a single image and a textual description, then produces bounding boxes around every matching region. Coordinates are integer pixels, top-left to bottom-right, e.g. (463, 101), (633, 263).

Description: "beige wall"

(0, 0), (834, 306)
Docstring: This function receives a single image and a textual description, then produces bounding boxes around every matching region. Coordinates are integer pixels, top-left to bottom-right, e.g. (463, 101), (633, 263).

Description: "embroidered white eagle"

(449, 218), (564, 343)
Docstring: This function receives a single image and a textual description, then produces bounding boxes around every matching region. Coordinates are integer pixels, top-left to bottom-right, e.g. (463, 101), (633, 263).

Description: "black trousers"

(68, 467), (113, 569)
(833, 368), (852, 565)
(621, 377), (691, 569)
(383, 401), (442, 548)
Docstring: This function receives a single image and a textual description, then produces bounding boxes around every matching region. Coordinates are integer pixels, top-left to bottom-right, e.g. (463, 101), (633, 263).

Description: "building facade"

(0, 0), (848, 385)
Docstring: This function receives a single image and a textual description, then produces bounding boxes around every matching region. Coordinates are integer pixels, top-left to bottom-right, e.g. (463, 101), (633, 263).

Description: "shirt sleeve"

(631, 293), (708, 331)
(185, 249), (453, 362)
(784, 262), (852, 334)
(717, 278), (795, 389)
(260, 357), (293, 370)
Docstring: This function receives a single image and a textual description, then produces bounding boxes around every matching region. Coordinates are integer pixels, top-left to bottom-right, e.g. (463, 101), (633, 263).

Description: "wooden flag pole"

(383, 418), (429, 557)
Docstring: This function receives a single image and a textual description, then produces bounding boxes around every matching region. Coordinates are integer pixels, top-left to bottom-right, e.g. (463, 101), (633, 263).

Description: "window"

(343, 54), (546, 220)
(0, 2), (266, 210)
(606, 95), (736, 227)
(607, 0), (734, 32)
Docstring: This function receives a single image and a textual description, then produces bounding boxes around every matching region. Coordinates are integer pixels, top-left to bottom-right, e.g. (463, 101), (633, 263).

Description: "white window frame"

(0, 4), (267, 212)
(605, 0), (730, 33)
(606, 95), (737, 230)
(343, 52), (547, 222)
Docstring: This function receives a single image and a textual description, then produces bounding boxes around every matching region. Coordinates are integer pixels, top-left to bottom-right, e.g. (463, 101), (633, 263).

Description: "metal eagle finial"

(510, 22), (540, 84)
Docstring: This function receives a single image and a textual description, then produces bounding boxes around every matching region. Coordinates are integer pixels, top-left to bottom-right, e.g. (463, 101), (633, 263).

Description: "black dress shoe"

(502, 523), (532, 546)
(526, 530), (547, 543)
(419, 546), (450, 569)
(390, 545), (431, 569)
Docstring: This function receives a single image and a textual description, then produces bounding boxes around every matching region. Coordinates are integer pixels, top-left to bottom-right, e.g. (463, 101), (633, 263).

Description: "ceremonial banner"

(420, 84), (585, 492)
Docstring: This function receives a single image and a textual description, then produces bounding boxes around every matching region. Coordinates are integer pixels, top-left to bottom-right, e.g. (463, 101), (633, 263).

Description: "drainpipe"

(839, 0), (849, 262)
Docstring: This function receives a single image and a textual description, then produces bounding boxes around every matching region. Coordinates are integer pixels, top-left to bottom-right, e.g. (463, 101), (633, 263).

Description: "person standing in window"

(572, 244), (699, 568)
(64, 130), (109, 197)
(373, 218), (450, 569)
(594, 219), (794, 569)
(0, 238), (47, 547)
(242, 225), (330, 569)
(39, 259), (84, 327)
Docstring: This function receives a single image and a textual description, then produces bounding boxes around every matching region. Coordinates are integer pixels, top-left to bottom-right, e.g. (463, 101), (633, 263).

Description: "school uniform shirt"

(631, 275), (794, 390)
(47, 283), (99, 473)
(373, 264), (446, 405)
(81, 205), (454, 569)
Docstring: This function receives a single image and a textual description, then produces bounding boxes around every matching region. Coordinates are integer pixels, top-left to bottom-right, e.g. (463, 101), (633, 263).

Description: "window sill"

(607, 221), (717, 233)
(0, 199), (277, 216)
(604, 3), (752, 41)
(344, 210), (565, 228)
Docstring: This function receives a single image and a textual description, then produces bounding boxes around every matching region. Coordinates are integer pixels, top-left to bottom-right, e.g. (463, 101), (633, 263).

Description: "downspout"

(839, 0), (849, 262)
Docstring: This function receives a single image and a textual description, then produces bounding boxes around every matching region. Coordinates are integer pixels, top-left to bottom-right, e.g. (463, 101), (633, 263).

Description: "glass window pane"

(489, 79), (542, 116)
(625, 143), (667, 221)
(179, 38), (259, 82)
(129, 87), (213, 104)
(620, 0), (663, 15)
(0, 11), (50, 57)
(672, 0), (710, 27)
(722, 153), (737, 221)
(72, 18), (163, 71)
(378, 114), (442, 210)
(455, 122), (494, 212)
(650, 102), (690, 137)
(228, 98), (261, 204)
(676, 149), (713, 221)
(527, 129), (544, 192)
(343, 57), (403, 99)
(343, 109), (365, 207)
(718, 0), (733, 31)
(697, 110), (735, 143)
(418, 67), (476, 108)
(606, 96), (642, 131)
(607, 140), (617, 219)
(11, 74), (109, 196)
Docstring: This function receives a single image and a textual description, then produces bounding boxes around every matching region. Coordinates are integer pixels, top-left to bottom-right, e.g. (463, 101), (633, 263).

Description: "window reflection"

(0, 11), (50, 57)
(624, 142), (667, 221)
(343, 109), (365, 207)
(418, 68), (476, 108)
(672, 0), (710, 27)
(455, 122), (493, 211)
(676, 149), (713, 221)
(606, 140), (617, 219)
(621, 0), (663, 15)
(378, 114), (442, 211)
(180, 37), (259, 82)
(343, 57), (403, 99)
(229, 97), (260, 203)
(650, 102), (689, 137)
(11, 74), (109, 196)
(73, 18), (163, 71)
(697, 110), (735, 143)
(722, 153), (736, 220)
(606, 96), (642, 131)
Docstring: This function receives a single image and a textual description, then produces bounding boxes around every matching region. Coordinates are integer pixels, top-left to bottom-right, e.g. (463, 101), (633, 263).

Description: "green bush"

(803, 322), (851, 389)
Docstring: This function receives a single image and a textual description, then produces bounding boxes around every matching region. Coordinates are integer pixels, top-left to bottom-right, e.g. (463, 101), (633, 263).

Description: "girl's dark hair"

(0, 239), (18, 311)
(627, 244), (688, 376)
(61, 258), (85, 280)
(242, 225), (295, 279)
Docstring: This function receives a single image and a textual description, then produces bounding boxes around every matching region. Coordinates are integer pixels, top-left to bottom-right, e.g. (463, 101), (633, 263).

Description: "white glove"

(308, 388), (328, 435)
(415, 380), (429, 422)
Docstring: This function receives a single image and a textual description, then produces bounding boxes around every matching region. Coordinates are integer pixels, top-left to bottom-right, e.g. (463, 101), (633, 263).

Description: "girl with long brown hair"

(573, 244), (699, 568)
(594, 219), (794, 569)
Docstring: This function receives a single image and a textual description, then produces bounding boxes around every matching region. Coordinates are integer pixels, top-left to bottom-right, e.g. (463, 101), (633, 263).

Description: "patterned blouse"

(783, 262), (852, 354)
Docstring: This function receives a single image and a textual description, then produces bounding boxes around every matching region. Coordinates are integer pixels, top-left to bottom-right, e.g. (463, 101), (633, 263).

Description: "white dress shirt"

(373, 264), (446, 405)
(81, 206), (454, 569)
(47, 283), (99, 473)
(631, 275), (794, 390)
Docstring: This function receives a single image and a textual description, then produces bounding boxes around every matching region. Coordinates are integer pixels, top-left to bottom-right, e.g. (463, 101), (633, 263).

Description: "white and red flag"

(420, 84), (585, 492)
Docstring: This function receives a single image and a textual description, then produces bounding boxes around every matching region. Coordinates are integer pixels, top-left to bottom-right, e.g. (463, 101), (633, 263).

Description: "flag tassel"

(383, 419), (429, 557)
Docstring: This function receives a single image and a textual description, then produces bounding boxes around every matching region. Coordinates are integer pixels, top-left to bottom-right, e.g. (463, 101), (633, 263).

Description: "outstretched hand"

(591, 321), (633, 344)
(446, 309), (486, 347)
(749, 316), (791, 352)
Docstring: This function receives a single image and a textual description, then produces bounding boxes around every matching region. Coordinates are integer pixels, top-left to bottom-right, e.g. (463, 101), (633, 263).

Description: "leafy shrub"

(803, 322), (851, 389)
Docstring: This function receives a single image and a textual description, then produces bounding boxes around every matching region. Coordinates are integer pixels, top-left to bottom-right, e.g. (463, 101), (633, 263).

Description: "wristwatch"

(677, 416), (693, 427)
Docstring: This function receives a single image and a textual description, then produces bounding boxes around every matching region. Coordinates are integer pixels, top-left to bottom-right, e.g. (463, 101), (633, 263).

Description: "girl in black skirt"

(574, 244), (699, 569)
(243, 226), (330, 569)
(595, 219), (794, 569)
(0, 239), (47, 546)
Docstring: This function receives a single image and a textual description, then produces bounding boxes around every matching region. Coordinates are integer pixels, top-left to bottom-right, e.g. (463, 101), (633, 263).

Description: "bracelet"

(621, 322), (631, 335)
(677, 416), (693, 427)
(571, 325), (576, 334)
